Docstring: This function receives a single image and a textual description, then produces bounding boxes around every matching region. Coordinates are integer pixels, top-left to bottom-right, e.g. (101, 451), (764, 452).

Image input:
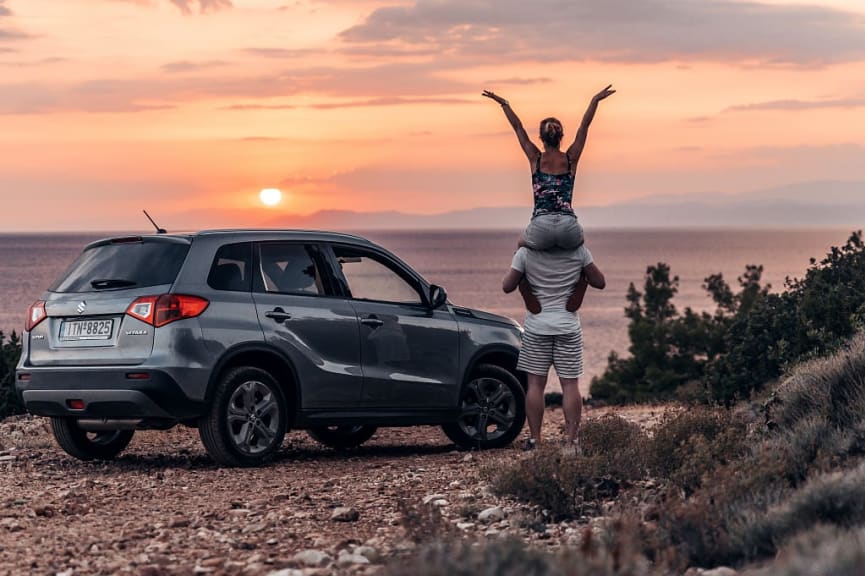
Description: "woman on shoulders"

(483, 85), (615, 251)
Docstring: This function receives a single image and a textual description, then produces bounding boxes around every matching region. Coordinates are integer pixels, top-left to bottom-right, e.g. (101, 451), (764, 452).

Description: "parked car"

(16, 230), (526, 466)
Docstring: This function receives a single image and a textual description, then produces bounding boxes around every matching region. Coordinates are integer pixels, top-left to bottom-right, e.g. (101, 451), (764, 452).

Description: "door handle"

(360, 317), (384, 329)
(265, 308), (292, 324)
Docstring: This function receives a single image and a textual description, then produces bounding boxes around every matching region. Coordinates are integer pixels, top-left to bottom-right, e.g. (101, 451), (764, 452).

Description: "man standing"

(502, 246), (605, 451)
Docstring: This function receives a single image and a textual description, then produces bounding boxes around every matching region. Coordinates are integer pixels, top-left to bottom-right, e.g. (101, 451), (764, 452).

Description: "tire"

(50, 418), (134, 461)
(199, 366), (288, 467)
(442, 364), (526, 450)
(308, 425), (377, 450)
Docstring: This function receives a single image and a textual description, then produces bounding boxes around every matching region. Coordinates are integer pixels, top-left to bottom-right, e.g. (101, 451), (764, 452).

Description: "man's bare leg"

(526, 372), (548, 443)
(559, 377), (583, 445)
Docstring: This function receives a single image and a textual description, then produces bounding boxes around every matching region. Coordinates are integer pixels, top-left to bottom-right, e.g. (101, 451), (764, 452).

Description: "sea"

(0, 229), (853, 393)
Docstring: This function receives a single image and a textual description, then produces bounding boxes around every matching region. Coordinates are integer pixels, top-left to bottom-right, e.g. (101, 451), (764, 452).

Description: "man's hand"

(518, 278), (542, 314)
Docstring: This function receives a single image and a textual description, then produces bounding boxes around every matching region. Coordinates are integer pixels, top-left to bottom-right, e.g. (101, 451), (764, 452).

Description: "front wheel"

(442, 364), (526, 450)
(199, 366), (288, 467)
(308, 425), (377, 450)
(50, 418), (134, 461)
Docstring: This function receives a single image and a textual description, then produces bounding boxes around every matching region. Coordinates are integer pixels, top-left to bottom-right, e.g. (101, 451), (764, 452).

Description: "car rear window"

(50, 238), (191, 293)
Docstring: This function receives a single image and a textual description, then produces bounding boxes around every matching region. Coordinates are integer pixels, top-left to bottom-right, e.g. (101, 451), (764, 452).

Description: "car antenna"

(143, 210), (167, 234)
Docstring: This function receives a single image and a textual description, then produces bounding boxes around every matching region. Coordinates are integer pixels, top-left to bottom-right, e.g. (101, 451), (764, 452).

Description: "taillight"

(25, 300), (47, 331)
(126, 294), (209, 327)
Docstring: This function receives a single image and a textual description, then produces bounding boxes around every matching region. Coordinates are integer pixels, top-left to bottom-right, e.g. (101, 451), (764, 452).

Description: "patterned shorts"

(517, 331), (584, 379)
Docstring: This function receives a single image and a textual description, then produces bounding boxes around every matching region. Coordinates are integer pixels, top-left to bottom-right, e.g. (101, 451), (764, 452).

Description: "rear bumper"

(15, 368), (205, 420)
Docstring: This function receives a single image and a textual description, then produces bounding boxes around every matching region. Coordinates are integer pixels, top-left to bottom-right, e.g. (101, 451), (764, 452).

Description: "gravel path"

(0, 406), (666, 576)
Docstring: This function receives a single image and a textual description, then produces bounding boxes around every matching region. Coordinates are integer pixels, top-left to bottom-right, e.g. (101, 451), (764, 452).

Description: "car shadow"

(80, 441), (467, 472)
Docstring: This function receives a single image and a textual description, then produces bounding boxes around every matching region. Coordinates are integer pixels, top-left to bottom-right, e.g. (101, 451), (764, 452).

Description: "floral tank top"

(532, 153), (575, 217)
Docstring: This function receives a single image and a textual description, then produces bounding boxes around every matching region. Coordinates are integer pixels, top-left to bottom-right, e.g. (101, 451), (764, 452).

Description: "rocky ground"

(0, 405), (667, 576)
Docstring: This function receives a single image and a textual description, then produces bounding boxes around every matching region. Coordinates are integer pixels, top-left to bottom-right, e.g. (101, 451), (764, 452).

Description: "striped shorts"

(517, 331), (584, 379)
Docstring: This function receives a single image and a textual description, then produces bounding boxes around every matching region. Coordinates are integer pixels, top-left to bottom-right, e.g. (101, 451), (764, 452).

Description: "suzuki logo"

(76, 301), (87, 315)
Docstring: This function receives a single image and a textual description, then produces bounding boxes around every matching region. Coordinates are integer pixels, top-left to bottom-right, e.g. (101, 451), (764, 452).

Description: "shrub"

(766, 333), (865, 431)
(491, 417), (650, 520)
(744, 525), (865, 576)
(543, 392), (563, 407)
(736, 462), (865, 561)
(646, 408), (750, 494)
(397, 498), (458, 544)
(592, 232), (865, 405)
(0, 330), (24, 421)
(386, 524), (658, 576)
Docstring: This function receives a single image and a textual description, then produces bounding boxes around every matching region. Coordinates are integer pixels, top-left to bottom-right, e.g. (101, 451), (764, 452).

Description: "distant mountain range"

(266, 180), (865, 230)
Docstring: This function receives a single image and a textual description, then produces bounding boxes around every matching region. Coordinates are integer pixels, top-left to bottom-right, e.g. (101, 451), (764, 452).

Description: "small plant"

(386, 520), (661, 576)
(491, 417), (650, 520)
(646, 407), (750, 494)
(397, 498), (457, 544)
(0, 331), (24, 421)
(544, 392), (563, 408)
(745, 525), (865, 576)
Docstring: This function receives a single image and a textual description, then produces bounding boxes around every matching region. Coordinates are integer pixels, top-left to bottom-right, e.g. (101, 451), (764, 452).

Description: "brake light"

(126, 294), (209, 327)
(126, 296), (158, 324)
(25, 300), (47, 331)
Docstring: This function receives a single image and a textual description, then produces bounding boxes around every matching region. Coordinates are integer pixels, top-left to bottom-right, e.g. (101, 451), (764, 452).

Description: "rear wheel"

(199, 366), (288, 467)
(50, 418), (134, 461)
(308, 425), (377, 450)
(442, 364), (525, 450)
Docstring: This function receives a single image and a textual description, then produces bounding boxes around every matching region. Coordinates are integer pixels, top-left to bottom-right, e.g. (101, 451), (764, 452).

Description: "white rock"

(266, 570), (303, 576)
(702, 569), (738, 576)
(293, 550), (332, 567)
(330, 507), (359, 522)
(336, 553), (370, 567)
(354, 546), (380, 563)
(422, 494), (447, 505)
(432, 499), (449, 507)
(477, 506), (505, 524)
(456, 522), (475, 530)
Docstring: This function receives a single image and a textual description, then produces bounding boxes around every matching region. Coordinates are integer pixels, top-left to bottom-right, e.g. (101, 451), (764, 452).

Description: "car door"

(326, 244), (460, 409)
(252, 242), (363, 409)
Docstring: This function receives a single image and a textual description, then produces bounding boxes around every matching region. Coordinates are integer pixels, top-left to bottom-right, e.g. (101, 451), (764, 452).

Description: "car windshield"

(50, 238), (190, 293)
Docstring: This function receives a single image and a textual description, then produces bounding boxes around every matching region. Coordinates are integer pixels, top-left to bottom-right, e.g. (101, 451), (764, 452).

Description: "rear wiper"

(90, 279), (138, 289)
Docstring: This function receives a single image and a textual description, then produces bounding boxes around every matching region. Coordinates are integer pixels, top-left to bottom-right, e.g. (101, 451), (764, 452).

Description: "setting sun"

(259, 188), (282, 207)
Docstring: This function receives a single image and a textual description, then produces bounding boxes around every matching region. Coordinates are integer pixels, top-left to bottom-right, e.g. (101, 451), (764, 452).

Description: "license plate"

(60, 319), (114, 341)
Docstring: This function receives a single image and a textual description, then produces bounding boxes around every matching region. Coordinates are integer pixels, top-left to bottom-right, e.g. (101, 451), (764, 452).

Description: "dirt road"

(0, 406), (665, 575)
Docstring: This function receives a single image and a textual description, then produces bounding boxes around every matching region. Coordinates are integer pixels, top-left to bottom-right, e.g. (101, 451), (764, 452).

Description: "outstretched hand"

(482, 90), (508, 106)
(592, 84), (616, 102)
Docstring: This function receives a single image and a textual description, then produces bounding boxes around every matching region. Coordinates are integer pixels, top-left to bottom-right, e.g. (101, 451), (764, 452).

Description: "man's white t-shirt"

(510, 246), (594, 336)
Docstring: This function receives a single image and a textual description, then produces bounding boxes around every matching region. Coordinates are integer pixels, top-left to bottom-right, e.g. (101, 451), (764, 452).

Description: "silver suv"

(15, 231), (525, 466)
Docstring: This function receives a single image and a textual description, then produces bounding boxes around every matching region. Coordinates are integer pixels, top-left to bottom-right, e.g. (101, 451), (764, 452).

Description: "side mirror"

(429, 284), (448, 309)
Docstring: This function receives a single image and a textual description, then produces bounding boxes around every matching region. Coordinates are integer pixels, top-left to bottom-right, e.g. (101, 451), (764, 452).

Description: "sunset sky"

(1, 0), (865, 230)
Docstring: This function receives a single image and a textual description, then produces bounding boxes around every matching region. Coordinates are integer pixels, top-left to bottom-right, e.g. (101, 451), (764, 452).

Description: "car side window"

(207, 243), (252, 292)
(332, 246), (423, 305)
(256, 243), (325, 296)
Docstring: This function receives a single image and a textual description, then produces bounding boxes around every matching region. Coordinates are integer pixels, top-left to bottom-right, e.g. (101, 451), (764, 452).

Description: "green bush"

(592, 231), (865, 405)
(0, 330), (24, 421)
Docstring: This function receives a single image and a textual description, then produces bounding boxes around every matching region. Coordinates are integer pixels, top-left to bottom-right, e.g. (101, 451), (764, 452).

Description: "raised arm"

(483, 90), (540, 166)
(566, 84), (615, 172)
